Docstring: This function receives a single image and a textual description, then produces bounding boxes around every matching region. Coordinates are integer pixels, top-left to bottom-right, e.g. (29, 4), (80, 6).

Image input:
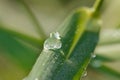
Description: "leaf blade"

(24, 7), (101, 80)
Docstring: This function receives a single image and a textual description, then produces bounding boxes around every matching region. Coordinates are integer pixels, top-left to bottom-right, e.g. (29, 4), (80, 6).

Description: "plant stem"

(18, 0), (46, 39)
(93, 0), (104, 12)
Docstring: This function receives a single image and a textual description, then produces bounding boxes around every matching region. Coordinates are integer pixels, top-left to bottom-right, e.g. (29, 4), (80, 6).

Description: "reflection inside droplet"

(50, 32), (61, 39)
(91, 54), (96, 58)
(35, 78), (38, 80)
(91, 60), (102, 68)
(82, 71), (87, 78)
(44, 32), (62, 50)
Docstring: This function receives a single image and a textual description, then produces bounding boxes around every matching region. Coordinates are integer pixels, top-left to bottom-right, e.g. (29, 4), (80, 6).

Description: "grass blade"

(0, 28), (39, 70)
(0, 25), (44, 47)
(24, 6), (101, 80)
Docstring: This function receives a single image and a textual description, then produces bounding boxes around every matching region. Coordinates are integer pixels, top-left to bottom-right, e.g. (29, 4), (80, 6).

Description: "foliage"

(0, 0), (120, 80)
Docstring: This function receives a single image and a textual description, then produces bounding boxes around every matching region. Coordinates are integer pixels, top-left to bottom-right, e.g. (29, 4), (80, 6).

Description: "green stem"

(93, 0), (104, 12)
(18, 0), (46, 39)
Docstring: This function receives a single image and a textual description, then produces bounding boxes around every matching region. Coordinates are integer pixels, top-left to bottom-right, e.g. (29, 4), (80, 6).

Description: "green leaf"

(0, 25), (44, 47)
(55, 9), (100, 80)
(0, 28), (39, 70)
(24, 6), (101, 80)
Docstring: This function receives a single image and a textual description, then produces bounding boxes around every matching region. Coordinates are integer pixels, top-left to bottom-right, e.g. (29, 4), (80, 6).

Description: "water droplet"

(35, 78), (38, 80)
(52, 60), (55, 64)
(60, 50), (65, 56)
(67, 60), (72, 64)
(44, 32), (62, 50)
(83, 67), (86, 71)
(50, 32), (61, 39)
(82, 71), (87, 78)
(91, 60), (102, 68)
(46, 55), (50, 58)
(42, 63), (45, 66)
(23, 77), (27, 80)
(54, 57), (57, 60)
(23, 78), (25, 80)
(91, 54), (96, 58)
(46, 67), (50, 71)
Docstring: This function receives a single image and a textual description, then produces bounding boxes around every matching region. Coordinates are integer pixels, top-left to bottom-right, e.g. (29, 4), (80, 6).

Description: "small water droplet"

(54, 57), (57, 60)
(60, 50), (65, 56)
(67, 60), (72, 64)
(91, 60), (102, 68)
(46, 67), (50, 71)
(46, 55), (49, 58)
(23, 77), (27, 80)
(50, 32), (61, 39)
(82, 71), (87, 78)
(35, 78), (38, 80)
(91, 54), (96, 58)
(44, 32), (62, 50)
(52, 60), (55, 64)
(83, 67), (86, 71)
(42, 63), (45, 66)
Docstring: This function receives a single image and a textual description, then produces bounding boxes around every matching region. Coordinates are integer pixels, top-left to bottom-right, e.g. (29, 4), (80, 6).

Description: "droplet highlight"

(35, 78), (38, 80)
(44, 32), (62, 50)
(50, 32), (61, 39)
(42, 63), (45, 66)
(82, 71), (87, 78)
(91, 60), (102, 68)
(91, 54), (96, 58)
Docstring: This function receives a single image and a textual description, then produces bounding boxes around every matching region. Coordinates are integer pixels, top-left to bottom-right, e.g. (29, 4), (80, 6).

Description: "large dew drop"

(44, 32), (62, 50)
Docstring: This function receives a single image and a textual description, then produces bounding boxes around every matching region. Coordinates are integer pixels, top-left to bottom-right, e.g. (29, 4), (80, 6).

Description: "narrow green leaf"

(54, 9), (100, 80)
(24, 6), (101, 80)
(0, 25), (44, 47)
(0, 28), (39, 70)
(24, 0), (103, 78)
(93, 0), (104, 13)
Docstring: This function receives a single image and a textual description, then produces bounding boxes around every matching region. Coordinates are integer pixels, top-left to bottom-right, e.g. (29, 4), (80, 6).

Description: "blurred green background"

(0, 0), (120, 80)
